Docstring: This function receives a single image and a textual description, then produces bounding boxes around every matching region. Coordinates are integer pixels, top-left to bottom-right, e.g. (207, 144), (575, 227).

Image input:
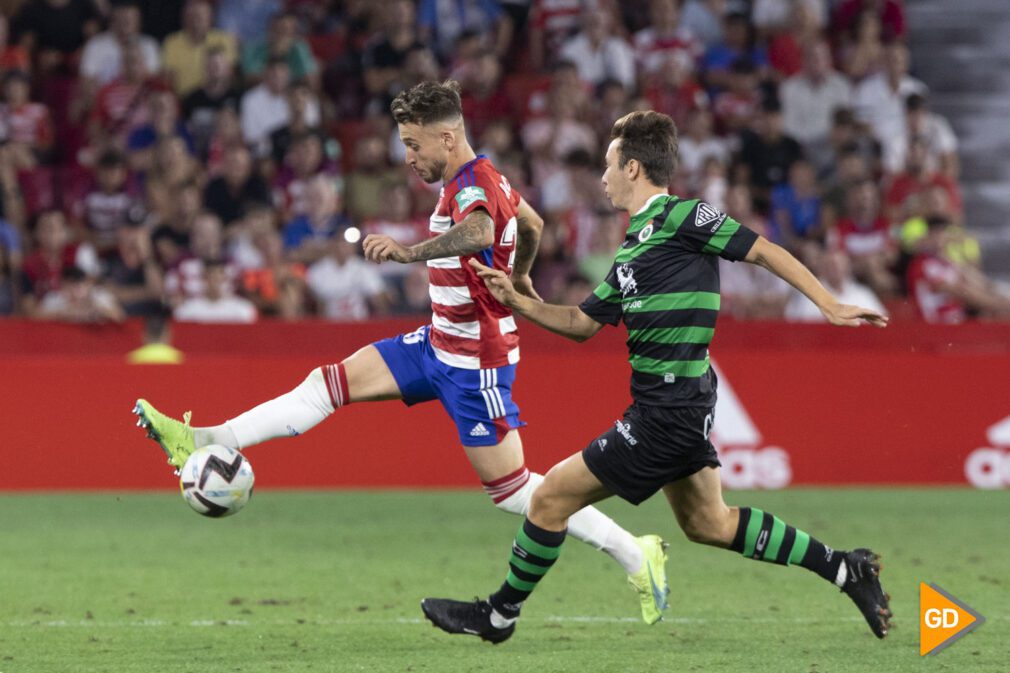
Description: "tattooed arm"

(362, 209), (495, 264)
(511, 196), (544, 301)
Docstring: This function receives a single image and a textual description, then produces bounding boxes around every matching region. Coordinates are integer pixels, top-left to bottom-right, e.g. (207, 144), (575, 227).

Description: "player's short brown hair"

(390, 80), (463, 126)
(610, 111), (678, 187)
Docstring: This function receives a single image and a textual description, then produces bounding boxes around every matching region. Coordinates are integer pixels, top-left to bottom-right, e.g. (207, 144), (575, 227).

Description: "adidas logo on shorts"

(469, 423), (491, 437)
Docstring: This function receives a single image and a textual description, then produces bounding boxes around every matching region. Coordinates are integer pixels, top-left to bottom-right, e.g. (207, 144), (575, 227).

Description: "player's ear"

(626, 158), (640, 181)
(441, 129), (455, 151)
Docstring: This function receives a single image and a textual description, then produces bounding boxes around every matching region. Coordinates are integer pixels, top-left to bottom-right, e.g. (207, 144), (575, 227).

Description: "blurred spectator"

(720, 184), (790, 319)
(235, 208), (306, 319)
(80, 2), (160, 87)
(126, 89), (195, 172)
(20, 209), (99, 315)
(419, 0), (514, 61)
(540, 148), (609, 259)
(899, 185), (975, 265)
(361, 0), (420, 102)
(907, 217), (1010, 324)
(241, 12), (318, 87)
(273, 131), (338, 221)
(145, 136), (203, 222)
(815, 107), (880, 180)
(77, 149), (141, 256)
(88, 39), (169, 150)
(677, 109), (728, 193)
(306, 235), (388, 321)
(528, 0), (583, 71)
(13, 0), (101, 72)
(576, 210), (624, 285)
(164, 210), (232, 302)
(174, 258), (257, 323)
(204, 106), (243, 176)
(0, 145), (25, 231)
(679, 0), (727, 49)
(161, 0), (238, 97)
(833, 0), (905, 43)
(361, 183), (427, 282)
(785, 247), (884, 321)
(698, 155), (729, 211)
(103, 222), (163, 316)
(712, 57), (762, 134)
(151, 180), (201, 268)
(884, 136), (961, 226)
(642, 51), (706, 132)
(283, 174), (349, 263)
(0, 228), (19, 314)
(853, 42), (927, 174)
(559, 7), (635, 89)
(767, 0), (822, 78)
(126, 310), (185, 364)
(701, 12), (769, 93)
(240, 57), (320, 151)
(394, 263), (431, 315)
(182, 46), (241, 158)
(752, 0), (826, 36)
(838, 9), (885, 81)
(821, 147), (872, 228)
(771, 159), (823, 251)
(0, 69), (54, 169)
(738, 98), (803, 197)
(0, 15), (30, 76)
(905, 93), (959, 180)
(834, 178), (897, 296)
(780, 40), (851, 150)
(458, 53), (510, 142)
(37, 266), (124, 322)
(633, 0), (701, 84)
(522, 82), (596, 181)
(203, 143), (271, 226)
(344, 134), (405, 224)
(269, 81), (324, 167)
(216, 0), (281, 46)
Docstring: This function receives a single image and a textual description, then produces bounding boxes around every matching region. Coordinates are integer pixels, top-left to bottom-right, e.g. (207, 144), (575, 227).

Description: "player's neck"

(627, 186), (669, 218)
(442, 144), (479, 184)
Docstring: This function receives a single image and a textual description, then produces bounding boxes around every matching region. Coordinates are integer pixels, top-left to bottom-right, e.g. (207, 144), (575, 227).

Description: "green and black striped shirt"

(579, 194), (758, 407)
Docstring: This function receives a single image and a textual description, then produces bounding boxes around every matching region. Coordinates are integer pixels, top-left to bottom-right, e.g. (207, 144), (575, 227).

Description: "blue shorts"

(373, 325), (525, 446)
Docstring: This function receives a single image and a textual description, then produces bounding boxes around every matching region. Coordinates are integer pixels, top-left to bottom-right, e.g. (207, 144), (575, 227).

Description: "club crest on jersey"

(638, 222), (654, 242)
(616, 263), (638, 297)
(695, 202), (725, 231)
(455, 186), (487, 211)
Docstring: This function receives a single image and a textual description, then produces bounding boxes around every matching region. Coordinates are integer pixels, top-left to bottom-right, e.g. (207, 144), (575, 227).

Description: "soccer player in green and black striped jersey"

(420, 110), (893, 644)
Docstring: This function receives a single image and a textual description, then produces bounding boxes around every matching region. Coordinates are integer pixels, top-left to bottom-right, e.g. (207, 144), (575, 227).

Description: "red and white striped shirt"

(426, 155), (521, 369)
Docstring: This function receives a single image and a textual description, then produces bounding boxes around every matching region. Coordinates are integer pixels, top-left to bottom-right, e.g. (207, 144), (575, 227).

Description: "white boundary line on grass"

(7, 615), (1009, 628)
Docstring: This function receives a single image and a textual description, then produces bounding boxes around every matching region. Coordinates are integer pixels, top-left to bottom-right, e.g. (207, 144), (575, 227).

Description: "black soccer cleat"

(840, 548), (892, 638)
(420, 597), (516, 644)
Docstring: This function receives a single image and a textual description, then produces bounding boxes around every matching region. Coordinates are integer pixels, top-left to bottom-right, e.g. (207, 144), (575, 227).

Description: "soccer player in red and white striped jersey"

(135, 80), (670, 624)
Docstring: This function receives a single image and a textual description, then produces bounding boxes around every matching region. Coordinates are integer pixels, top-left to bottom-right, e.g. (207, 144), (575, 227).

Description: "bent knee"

(681, 508), (734, 546)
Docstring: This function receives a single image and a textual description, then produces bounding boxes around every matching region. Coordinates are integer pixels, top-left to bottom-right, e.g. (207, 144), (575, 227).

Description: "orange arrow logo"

(920, 583), (986, 655)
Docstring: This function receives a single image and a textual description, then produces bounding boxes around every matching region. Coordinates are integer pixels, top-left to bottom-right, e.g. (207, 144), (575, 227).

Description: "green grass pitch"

(0, 489), (1006, 672)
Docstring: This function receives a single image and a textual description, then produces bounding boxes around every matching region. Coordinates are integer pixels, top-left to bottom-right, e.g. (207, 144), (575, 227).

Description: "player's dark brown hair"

(390, 80), (463, 126)
(610, 111), (679, 187)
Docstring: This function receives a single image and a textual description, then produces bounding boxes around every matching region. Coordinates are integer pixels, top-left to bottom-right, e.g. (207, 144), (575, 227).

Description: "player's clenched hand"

(821, 302), (889, 328)
(511, 274), (543, 302)
(362, 234), (413, 263)
(469, 259), (521, 308)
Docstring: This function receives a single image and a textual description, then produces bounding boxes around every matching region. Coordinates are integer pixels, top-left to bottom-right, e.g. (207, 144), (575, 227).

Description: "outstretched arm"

(363, 209), (494, 264)
(469, 259), (603, 341)
(745, 236), (889, 327)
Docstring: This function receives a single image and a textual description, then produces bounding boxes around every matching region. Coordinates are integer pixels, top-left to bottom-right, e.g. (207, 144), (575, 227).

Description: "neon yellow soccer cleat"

(628, 534), (670, 624)
(133, 399), (195, 473)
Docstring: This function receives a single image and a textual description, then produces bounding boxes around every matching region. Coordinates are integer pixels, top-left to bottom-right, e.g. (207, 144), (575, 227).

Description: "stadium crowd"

(0, 0), (1008, 326)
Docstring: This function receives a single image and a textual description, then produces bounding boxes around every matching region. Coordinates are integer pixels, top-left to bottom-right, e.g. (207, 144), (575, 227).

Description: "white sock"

(834, 560), (849, 587)
(200, 367), (339, 450)
(568, 505), (643, 574)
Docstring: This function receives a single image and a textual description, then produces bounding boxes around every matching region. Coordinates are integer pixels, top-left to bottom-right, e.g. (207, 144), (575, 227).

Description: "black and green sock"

(730, 507), (844, 584)
(488, 518), (566, 619)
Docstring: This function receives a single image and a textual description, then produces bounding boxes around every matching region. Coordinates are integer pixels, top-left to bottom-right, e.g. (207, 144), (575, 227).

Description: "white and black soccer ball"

(179, 445), (255, 518)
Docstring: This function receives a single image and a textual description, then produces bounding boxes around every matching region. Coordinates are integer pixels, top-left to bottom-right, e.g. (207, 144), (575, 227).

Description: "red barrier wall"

(2, 319), (1009, 490)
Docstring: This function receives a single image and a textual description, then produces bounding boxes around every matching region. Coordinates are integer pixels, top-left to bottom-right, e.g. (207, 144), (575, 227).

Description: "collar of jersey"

(629, 192), (670, 230)
(446, 154), (488, 186)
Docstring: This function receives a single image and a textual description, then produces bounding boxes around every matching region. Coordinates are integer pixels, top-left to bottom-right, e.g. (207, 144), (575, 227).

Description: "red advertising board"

(1, 319), (1007, 490)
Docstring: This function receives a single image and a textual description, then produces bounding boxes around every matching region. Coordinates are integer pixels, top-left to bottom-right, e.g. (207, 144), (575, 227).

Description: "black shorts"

(582, 403), (720, 505)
